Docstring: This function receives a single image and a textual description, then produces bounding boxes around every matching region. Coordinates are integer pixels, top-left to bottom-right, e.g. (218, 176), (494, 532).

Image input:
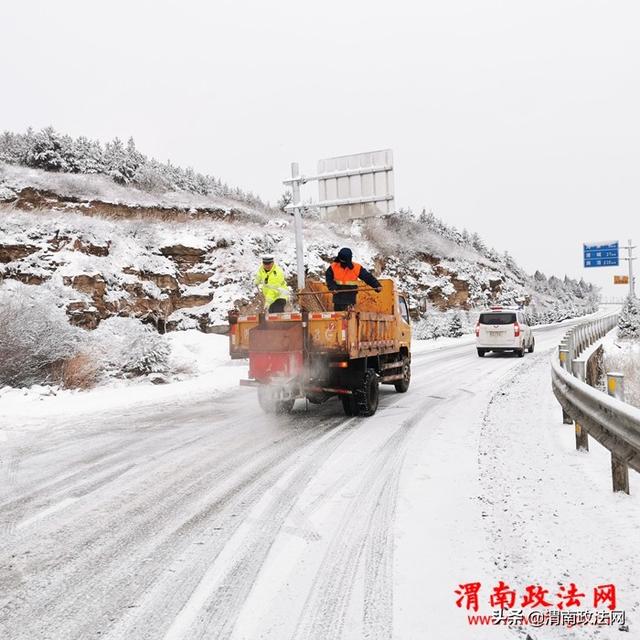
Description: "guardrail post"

(559, 348), (569, 370)
(606, 372), (629, 494)
(607, 372), (625, 400)
(611, 457), (630, 494)
(572, 359), (589, 451)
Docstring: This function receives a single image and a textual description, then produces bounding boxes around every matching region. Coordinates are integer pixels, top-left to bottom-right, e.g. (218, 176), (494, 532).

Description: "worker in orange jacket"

(325, 247), (381, 311)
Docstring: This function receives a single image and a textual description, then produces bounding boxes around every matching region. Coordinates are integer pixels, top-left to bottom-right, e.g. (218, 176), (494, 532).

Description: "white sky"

(1, 0), (639, 296)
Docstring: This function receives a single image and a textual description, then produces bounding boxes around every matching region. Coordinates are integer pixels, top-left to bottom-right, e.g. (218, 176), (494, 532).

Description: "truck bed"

(229, 279), (403, 360)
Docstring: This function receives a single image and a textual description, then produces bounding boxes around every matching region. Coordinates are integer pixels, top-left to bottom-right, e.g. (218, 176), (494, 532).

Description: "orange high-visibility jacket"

(329, 261), (362, 285)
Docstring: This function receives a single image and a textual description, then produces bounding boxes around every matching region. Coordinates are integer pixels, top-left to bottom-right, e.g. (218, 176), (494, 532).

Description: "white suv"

(475, 307), (535, 358)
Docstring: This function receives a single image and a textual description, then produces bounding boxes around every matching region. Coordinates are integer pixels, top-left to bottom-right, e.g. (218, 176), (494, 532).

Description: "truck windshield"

(479, 312), (516, 325)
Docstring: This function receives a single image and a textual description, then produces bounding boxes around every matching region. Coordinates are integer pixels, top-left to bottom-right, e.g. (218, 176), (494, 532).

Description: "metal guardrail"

(551, 312), (640, 493)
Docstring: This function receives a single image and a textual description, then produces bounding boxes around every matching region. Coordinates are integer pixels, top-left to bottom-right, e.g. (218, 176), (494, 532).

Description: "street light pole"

(622, 239), (636, 298)
(290, 162), (306, 291)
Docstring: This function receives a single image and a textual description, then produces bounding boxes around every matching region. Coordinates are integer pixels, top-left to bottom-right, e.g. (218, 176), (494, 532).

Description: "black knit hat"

(336, 247), (353, 265)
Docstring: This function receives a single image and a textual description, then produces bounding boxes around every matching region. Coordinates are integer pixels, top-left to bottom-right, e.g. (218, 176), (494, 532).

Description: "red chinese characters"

(593, 584), (616, 611)
(454, 582), (618, 612)
(454, 582), (482, 612)
(521, 585), (553, 608)
(556, 583), (585, 609)
(490, 581), (516, 609)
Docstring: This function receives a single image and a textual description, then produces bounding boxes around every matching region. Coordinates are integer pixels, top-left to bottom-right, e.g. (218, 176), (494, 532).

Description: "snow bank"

(0, 332), (247, 434)
(478, 355), (640, 637)
(603, 334), (640, 409)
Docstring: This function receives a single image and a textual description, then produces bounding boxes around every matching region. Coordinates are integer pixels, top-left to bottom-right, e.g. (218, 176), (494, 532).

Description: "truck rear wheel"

(340, 368), (379, 417)
(394, 357), (411, 393)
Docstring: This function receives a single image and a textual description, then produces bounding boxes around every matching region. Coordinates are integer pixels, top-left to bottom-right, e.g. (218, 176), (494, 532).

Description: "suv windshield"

(479, 312), (516, 325)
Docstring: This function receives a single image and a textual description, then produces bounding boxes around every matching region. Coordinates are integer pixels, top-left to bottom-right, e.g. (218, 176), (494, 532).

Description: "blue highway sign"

(583, 241), (619, 268)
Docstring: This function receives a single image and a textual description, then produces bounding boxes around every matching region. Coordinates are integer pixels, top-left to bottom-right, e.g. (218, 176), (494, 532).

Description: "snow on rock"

(0, 165), (599, 337)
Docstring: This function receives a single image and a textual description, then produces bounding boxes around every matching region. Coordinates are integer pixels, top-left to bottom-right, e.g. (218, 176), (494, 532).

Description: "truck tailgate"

(307, 311), (397, 357)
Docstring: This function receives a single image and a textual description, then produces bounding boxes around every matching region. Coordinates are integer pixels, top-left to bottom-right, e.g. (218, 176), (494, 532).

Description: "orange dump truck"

(228, 278), (412, 417)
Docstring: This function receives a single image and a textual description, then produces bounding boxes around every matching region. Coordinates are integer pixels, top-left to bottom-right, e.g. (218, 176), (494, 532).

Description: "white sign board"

(317, 149), (394, 221)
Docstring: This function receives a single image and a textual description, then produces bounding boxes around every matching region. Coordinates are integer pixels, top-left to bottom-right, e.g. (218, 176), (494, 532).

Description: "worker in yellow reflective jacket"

(255, 254), (290, 312)
(326, 247), (381, 311)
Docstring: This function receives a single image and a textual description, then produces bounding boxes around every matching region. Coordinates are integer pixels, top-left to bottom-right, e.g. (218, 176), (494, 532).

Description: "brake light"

(514, 323), (521, 337)
(475, 322), (480, 337)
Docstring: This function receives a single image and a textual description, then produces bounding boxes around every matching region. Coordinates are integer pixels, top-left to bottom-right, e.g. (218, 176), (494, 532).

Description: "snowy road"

(1, 320), (638, 640)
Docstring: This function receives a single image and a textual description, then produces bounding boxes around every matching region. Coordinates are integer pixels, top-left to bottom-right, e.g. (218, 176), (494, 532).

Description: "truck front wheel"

(394, 357), (411, 393)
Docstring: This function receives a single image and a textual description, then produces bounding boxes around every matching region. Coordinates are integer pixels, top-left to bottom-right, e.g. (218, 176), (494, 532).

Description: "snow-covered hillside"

(0, 127), (267, 210)
(0, 162), (598, 337)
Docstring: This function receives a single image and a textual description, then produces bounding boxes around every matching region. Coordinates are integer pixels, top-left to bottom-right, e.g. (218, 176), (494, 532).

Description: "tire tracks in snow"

(160, 419), (358, 640)
(4, 414), (351, 640)
(0, 403), (259, 535)
(0, 403), (237, 522)
(290, 399), (431, 640)
(0, 409), (339, 638)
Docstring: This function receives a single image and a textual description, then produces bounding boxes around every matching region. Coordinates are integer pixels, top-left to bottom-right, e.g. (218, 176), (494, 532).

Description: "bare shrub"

(604, 340), (640, 409)
(0, 282), (81, 387)
(60, 352), (99, 389)
(91, 317), (170, 379)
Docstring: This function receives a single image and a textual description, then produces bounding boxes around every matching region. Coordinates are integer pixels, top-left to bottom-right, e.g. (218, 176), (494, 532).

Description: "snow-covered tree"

(447, 311), (464, 337)
(103, 137), (128, 183)
(0, 126), (275, 206)
(26, 126), (70, 172)
(277, 191), (293, 213)
(618, 296), (640, 340)
(0, 130), (31, 164)
(71, 136), (105, 174)
(92, 317), (170, 377)
(471, 232), (487, 255)
(124, 137), (145, 182)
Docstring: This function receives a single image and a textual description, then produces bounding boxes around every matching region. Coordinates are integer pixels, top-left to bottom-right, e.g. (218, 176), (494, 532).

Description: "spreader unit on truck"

(228, 278), (412, 417)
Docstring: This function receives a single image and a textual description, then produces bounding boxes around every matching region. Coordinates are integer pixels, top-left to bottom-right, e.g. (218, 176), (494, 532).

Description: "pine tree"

(618, 296), (640, 339)
(104, 137), (127, 184)
(27, 127), (70, 172)
(471, 232), (487, 255)
(277, 191), (292, 212)
(448, 311), (464, 338)
(124, 137), (144, 183)
(0, 131), (27, 164)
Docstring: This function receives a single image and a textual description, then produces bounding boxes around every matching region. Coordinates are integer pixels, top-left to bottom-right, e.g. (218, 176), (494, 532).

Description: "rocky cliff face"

(0, 209), (531, 332)
(0, 226), (219, 331)
(0, 166), (595, 333)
